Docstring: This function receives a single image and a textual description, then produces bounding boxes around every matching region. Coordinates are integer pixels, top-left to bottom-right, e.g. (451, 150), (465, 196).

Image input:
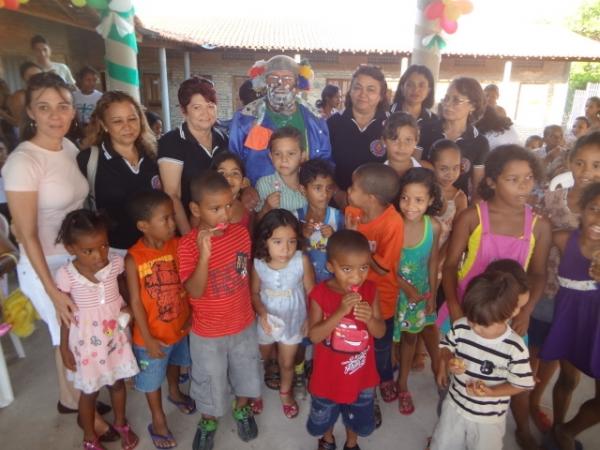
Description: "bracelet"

(0, 252), (18, 265)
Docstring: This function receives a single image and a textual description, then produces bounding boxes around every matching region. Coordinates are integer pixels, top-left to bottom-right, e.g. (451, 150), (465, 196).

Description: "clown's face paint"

(266, 69), (297, 113)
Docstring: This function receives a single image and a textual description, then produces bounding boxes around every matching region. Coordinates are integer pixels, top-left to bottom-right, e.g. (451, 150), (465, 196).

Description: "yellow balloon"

(445, 3), (461, 21)
(71, 0), (87, 7)
(19, 0), (30, 4)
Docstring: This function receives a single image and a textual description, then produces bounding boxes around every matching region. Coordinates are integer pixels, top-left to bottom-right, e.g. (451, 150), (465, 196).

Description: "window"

(141, 73), (161, 107)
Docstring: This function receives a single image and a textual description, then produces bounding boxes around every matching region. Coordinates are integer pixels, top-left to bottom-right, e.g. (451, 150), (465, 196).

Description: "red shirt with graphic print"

(308, 280), (380, 404)
(177, 224), (254, 338)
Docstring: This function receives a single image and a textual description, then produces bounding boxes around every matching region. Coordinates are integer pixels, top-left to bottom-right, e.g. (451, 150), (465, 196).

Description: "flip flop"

(167, 394), (196, 415)
(148, 424), (177, 449)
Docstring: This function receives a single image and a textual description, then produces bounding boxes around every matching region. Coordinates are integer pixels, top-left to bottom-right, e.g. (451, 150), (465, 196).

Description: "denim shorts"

(133, 336), (191, 392)
(306, 388), (376, 437)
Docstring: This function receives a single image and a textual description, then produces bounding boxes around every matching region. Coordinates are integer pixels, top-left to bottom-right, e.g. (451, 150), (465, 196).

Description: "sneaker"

(192, 418), (217, 450)
(374, 399), (382, 429)
(232, 404), (258, 442)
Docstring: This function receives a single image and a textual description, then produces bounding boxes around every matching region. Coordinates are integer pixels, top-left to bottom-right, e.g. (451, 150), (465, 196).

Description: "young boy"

(296, 158), (344, 283)
(346, 163), (404, 423)
(126, 190), (193, 449)
(255, 126), (308, 218)
(307, 229), (385, 450)
(431, 269), (534, 450)
(72, 66), (102, 127)
(177, 172), (260, 450)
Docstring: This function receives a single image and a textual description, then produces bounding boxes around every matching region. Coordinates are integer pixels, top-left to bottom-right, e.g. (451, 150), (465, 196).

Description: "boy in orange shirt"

(126, 190), (193, 449)
(346, 162), (404, 427)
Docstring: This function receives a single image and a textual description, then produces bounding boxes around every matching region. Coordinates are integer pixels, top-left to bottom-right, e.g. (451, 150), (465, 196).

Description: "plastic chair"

(549, 171), (574, 191)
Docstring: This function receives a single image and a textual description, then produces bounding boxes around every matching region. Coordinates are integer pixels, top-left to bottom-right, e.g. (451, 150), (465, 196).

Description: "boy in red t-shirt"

(308, 229), (385, 450)
(345, 163), (404, 423)
(126, 190), (192, 449)
(177, 172), (260, 450)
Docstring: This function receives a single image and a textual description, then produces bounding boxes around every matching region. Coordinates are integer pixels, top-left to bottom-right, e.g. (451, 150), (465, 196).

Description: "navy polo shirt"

(328, 109), (388, 191)
(419, 119), (489, 195)
(77, 139), (161, 250)
(158, 122), (228, 214)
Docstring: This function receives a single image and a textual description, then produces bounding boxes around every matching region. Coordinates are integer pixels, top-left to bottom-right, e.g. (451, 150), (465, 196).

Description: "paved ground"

(0, 325), (597, 450)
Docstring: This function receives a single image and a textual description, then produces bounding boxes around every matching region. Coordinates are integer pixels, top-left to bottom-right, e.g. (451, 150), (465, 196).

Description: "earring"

(30, 120), (37, 129)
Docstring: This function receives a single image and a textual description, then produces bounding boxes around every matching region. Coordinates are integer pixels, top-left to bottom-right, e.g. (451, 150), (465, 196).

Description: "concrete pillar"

(184, 51), (191, 80)
(411, 0), (441, 82)
(400, 56), (409, 78)
(502, 60), (513, 83)
(159, 47), (171, 132)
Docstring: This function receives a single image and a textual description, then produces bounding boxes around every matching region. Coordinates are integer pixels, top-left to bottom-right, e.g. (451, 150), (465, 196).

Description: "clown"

(229, 55), (332, 185)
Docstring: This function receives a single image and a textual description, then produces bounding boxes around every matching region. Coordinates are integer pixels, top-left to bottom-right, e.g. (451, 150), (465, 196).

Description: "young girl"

(529, 132), (600, 433)
(251, 209), (315, 418)
(212, 151), (254, 232)
(56, 210), (139, 450)
(382, 112), (432, 178)
(393, 168), (442, 415)
(255, 126), (307, 219)
(441, 144), (552, 449)
(541, 182), (600, 450)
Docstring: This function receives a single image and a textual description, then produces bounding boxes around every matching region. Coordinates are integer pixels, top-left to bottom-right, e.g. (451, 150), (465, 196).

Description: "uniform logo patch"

(370, 139), (386, 158)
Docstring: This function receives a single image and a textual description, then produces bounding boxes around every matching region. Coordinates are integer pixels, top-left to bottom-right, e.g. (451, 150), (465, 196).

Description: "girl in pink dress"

(56, 210), (139, 450)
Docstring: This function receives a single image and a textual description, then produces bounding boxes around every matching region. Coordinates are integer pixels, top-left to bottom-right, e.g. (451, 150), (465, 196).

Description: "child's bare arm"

(467, 381), (527, 398)
(427, 218), (441, 313)
(59, 323), (76, 371)
(250, 266), (267, 317)
(363, 292), (385, 338)
(183, 230), (211, 298)
(302, 254), (316, 297)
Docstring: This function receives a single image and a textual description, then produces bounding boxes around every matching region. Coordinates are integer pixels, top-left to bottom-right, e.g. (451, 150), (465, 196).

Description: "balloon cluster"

(0, 0), (29, 11)
(425, 0), (473, 35)
(0, 0), (108, 10)
(297, 59), (314, 91)
(3, 289), (39, 338)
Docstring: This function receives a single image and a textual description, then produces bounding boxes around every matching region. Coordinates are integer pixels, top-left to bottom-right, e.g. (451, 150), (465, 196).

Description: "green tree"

(568, 0), (600, 90)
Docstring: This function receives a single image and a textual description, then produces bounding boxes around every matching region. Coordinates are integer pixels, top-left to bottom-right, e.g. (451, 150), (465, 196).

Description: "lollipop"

(211, 222), (228, 232)
(273, 180), (281, 191)
(349, 285), (360, 293)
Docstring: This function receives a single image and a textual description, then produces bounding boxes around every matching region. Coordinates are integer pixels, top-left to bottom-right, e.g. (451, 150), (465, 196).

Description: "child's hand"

(436, 365), (449, 388)
(301, 319), (308, 337)
(511, 310), (530, 337)
(259, 314), (272, 335)
(466, 380), (492, 397)
(266, 191), (281, 210)
(146, 337), (166, 359)
(401, 282), (420, 303)
(196, 229), (212, 259)
(589, 250), (600, 281)
(320, 224), (334, 238)
(425, 294), (435, 315)
(448, 302), (464, 323)
(338, 292), (361, 316)
(353, 301), (373, 323)
(60, 345), (76, 372)
(240, 186), (259, 211)
(345, 214), (359, 231)
(302, 221), (315, 238)
(448, 357), (466, 375)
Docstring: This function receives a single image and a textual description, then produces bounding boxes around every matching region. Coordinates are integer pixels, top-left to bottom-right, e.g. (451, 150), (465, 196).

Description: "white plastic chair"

(549, 171), (574, 191)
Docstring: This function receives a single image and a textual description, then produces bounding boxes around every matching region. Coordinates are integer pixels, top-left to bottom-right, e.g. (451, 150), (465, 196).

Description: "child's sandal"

(398, 391), (415, 415)
(379, 380), (398, 403)
(113, 421), (139, 450)
(318, 436), (336, 450)
(279, 390), (299, 419)
(82, 438), (106, 450)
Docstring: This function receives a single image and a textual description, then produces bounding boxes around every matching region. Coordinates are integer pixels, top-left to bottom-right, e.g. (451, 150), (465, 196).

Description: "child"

(307, 229), (385, 450)
(525, 135), (543, 151)
(125, 190), (193, 449)
(441, 144), (552, 449)
(382, 112), (432, 177)
(346, 163), (404, 424)
(394, 168), (442, 415)
(56, 210), (139, 450)
(429, 139), (468, 252)
(541, 182), (600, 450)
(211, 151), (253, 231)
(251, 209), (315, 418)
(296, 158), (344, 283)
(568, 116), (590, 146)
(528, 132), (600, 433)
(177, 172), (260, 450)
(72, 66), (102, 127)
(255, 126), (308, 218)
(431, 269), (534, 450)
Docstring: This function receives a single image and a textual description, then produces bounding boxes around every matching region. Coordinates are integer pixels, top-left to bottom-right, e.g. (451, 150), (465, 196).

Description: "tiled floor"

(0, 325), (597, 450)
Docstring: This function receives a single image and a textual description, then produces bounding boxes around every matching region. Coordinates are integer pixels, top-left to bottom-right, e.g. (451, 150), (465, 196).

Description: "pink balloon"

(424, 0), (445, 20)
(440, 17), (458, 34)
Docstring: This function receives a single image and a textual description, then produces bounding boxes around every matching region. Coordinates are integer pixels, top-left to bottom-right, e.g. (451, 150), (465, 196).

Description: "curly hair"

(253, 209), (304, 262)
(477, 144), (543, 200)
(397, 167), (443, 216)
(81, 90), (156, 159)
(299, 158), (334, 187)
(392, 64), (435, 110)
(56, 209), (109, 246)
(345, 65), (389, 116)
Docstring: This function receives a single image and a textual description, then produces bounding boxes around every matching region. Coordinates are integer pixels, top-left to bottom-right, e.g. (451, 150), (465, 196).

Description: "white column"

(400, 56), (409, 77)
(502, 60), (513, 83)
(159, 47), (171, 132)
(184, 51), (191, 80)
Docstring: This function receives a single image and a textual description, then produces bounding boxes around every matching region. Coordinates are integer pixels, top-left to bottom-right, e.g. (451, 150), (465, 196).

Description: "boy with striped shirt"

(430, 269), (534, 450)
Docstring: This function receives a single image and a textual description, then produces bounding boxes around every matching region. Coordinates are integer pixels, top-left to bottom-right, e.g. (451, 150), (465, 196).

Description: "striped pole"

(412, 0), (441, 82)
(97, 1), (139, 100)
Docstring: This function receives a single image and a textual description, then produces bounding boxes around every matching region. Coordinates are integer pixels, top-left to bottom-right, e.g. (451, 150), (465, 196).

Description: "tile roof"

(137, 15), (600, 61)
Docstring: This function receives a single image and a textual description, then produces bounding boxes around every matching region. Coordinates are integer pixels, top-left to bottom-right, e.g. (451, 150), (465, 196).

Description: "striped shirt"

(441, 317), (534, 423)
(255, 172), (307, 213)
(55, 254), (125, 310)
(177, 224), (254, 338)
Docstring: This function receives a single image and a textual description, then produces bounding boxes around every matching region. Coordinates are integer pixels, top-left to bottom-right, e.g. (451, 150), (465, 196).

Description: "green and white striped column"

(99, 1), (139, 100)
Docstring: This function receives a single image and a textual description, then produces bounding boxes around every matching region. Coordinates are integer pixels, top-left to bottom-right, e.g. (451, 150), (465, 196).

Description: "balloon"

(424, 0), (444, 20)
(0, 0), (5, 7)
(4, 0), (19, 9)
(444, 3), (461, 21)
(440, 17), (458, 34)
(19, 0), (29, 4)
(87, 0), (108, 8)
(455, 0), (474, 14)
(71, 0), (87, 6)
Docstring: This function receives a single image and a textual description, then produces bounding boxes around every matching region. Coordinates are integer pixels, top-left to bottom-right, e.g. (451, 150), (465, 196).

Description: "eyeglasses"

(442, 96), (470, 106)
(266, 75), (296, 86)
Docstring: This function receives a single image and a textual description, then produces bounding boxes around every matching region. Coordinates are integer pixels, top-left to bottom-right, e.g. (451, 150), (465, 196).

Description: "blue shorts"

(306, 388), (376, 437)
(133, 337), (191, 392)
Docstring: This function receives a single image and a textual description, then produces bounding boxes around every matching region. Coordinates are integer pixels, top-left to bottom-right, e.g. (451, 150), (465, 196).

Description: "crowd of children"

(10, 100), (600, 450)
